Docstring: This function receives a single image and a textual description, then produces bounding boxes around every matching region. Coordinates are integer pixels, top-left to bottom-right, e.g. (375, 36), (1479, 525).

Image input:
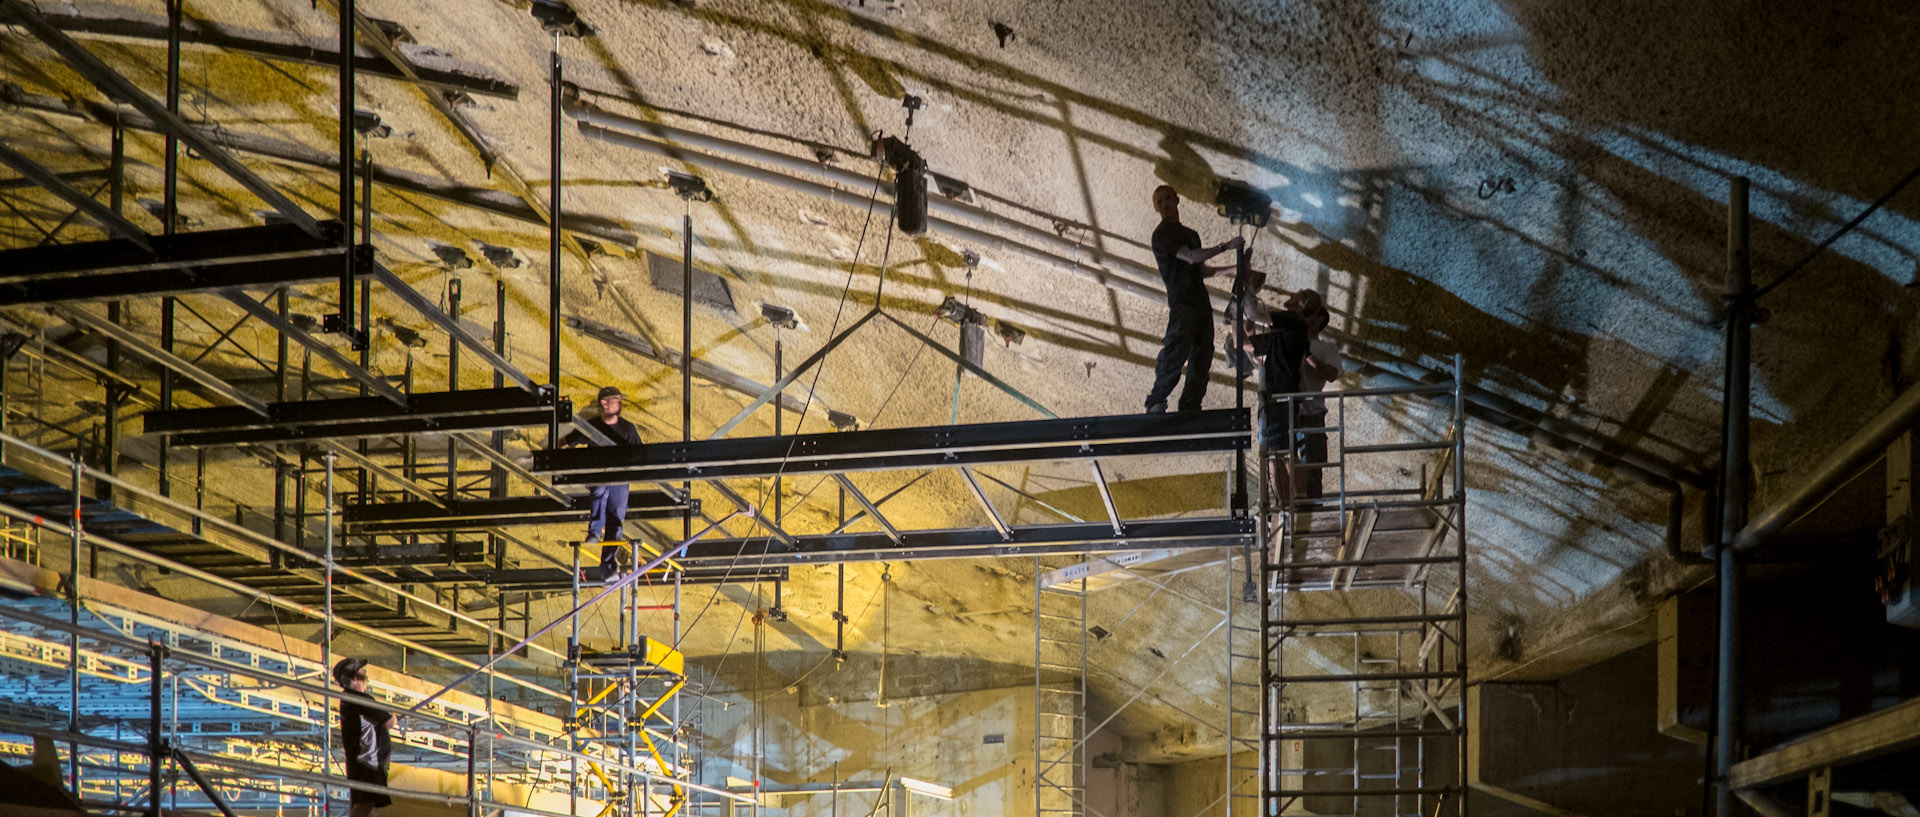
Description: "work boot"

(1144, 402), (1167, 414)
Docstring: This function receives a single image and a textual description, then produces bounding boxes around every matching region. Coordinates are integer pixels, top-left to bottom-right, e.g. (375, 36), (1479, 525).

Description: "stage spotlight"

(875, 136), (928, 235)
(1215, 178), (1273, 228)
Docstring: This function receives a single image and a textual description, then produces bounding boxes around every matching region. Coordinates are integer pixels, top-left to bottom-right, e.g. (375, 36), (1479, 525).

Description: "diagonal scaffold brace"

(409, 508), (747, 712)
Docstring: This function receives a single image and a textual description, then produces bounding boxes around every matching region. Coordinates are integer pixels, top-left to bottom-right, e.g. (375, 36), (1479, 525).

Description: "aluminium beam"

(0, 0), (322, 238)
(38, 8), (518, 99)
(534, 408), (1251, 484)
(144, 387), (566, 445)
(367, 263), (535, 393)
(0, 143), (149, 250)
(341, 494), (697, 534)
(51, 304), (269, 416)
(676, 516), (1254, 567)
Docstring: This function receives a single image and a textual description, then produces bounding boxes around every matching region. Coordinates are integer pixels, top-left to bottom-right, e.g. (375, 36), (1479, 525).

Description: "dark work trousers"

(586, 483), (630, 573)
(1296, 410), (1328, 498)
(1145, 305), (1215, 411)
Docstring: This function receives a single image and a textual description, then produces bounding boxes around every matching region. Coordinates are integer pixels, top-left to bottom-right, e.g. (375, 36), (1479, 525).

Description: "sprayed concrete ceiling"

(1, 0), (1917, 764)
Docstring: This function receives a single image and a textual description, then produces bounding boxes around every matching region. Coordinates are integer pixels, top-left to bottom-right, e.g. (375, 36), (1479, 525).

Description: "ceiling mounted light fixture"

(667, 170), (712, 202)
(530, 0), (594, 37)
(759, 303), (799, 330)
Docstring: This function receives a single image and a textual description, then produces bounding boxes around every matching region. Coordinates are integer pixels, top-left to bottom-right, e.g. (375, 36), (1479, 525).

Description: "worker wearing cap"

(334, 657), (396, 816)
(562, 385), (644, 579)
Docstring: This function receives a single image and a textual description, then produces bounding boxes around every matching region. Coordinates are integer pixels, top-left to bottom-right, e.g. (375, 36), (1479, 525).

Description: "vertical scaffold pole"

(323, 450), (337, 817)
(335, 0), (356, 338)
(148, 639), (164, 817)
(1715, 177), (1752, 817)
(68, 454), (82, 794)
(547, 30), (563, 445)
(569, 539), (581, 817)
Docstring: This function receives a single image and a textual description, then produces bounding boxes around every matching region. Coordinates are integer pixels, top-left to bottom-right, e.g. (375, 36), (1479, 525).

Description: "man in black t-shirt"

(1238, 298), (1312, 512)
(561, 385), (644, 579)
(334, 657), (395, 817)
(1144, 185), (1243, 413)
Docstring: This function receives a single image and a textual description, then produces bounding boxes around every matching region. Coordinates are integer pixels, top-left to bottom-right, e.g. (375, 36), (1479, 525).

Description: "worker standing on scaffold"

(1144, 184), (1243, 414)
(563, 385), (643, 581)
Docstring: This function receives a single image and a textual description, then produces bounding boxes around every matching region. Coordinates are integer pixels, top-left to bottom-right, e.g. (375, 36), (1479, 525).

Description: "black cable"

(1751, 164), (1920, 301)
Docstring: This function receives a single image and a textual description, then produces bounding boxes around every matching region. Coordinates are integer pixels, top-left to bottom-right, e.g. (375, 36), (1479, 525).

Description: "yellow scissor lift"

(570, 536), (692, 817)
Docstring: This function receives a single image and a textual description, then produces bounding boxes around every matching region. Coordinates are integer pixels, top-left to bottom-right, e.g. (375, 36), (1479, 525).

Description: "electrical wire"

(1751, 163), (1920, 301)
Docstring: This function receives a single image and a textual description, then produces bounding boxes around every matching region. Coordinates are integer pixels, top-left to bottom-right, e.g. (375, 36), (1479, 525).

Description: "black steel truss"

(144, 386), (569, 445)
(678, 516), (1253, 567)
(0, 222), (355, 306)
(343, 494), (697, 534)
(533, 408), (1250, 483)
(487, 566), (788, 590)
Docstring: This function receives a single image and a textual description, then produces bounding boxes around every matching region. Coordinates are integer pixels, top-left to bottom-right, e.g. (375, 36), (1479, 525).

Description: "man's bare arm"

(1175, 235), (1244, 265)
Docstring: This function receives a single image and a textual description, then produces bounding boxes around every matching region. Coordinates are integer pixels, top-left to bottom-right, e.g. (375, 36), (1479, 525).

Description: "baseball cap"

(597, 386), (625, 401)
(333, 657), (369, 687)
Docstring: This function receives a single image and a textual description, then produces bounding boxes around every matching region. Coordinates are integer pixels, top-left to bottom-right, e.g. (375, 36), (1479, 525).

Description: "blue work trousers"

(587, 483), (630, 573)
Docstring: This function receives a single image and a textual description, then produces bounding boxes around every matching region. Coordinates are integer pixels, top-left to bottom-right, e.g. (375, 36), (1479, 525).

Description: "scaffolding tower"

(1034, 556), (1088, 817)
(1261, 359), (1470, 817)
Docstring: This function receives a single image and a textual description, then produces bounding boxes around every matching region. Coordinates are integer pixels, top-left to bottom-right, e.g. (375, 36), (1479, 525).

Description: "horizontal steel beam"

(677, 516), (1254, 567)
(343, 494), (697, 534)
(144, 387), (568, 445)
(38, 8), (518, 99)
(534, 408), (1250, 483)
(0, 250), (358, 307)
(0, 221), (343, 279)
(484, 566), (787, 589)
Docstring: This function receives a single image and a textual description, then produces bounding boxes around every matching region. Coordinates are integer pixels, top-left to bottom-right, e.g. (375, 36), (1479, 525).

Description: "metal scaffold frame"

(0, 435), (733, 817)
(1260, 357), (1469, 817)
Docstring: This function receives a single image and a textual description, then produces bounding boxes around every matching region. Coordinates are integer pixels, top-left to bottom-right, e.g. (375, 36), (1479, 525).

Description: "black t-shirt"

(562, 415), (643, 447)
(1152, 221), (1207, 307)
(1249, 310), (1310, 394)
(340, 691), (393, 773)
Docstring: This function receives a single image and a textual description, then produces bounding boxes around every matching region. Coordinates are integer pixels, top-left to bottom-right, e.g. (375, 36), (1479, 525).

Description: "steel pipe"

(1730, 380), (1920, 554)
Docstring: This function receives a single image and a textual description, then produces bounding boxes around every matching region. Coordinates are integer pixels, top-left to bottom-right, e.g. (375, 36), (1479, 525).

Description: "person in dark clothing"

(561, 385), (644, 580)
(334, 657), (395, 817)
(1144, 184), (1243, 413)
(1238, 297), (1313, 513)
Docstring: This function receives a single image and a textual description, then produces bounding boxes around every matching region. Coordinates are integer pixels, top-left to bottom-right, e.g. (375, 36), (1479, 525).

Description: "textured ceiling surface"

(1, 0), (1916, 764)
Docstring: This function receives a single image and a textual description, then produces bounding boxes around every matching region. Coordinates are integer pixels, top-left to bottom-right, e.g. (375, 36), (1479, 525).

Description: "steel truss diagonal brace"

(0, 0), (322, 238)
(367, 263), (535, 393)
(833, 474), (901, 544)
(0, 143), (150, 250)
(959, 467), (1011, 541)
(219, 288), (407, 406)
(455, 433), (569, 503)
(709, 307), (880, 440)
(878, 310), (1055, 419)
(52, 304), (269, 416)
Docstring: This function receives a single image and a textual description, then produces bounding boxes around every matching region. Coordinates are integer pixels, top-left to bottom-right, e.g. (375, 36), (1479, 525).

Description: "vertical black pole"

(447, 279), (462, 564)
(147, 639), (164, 817)
(492, 276), (507, 571)
(774, 333), (783, 524)
(548, 33), (563, 446)
(1714, 177), (1751, 817)
(103, 117), (121, 498)
(682, 211), (693, 541)
(337, 0), (356, 335)
(160, 0), (180, 496)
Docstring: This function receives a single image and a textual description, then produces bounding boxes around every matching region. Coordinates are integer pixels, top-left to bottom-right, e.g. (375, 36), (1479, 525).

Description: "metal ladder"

(1035, 556), (1087, 817)
(1261, 359), (1470, 817)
